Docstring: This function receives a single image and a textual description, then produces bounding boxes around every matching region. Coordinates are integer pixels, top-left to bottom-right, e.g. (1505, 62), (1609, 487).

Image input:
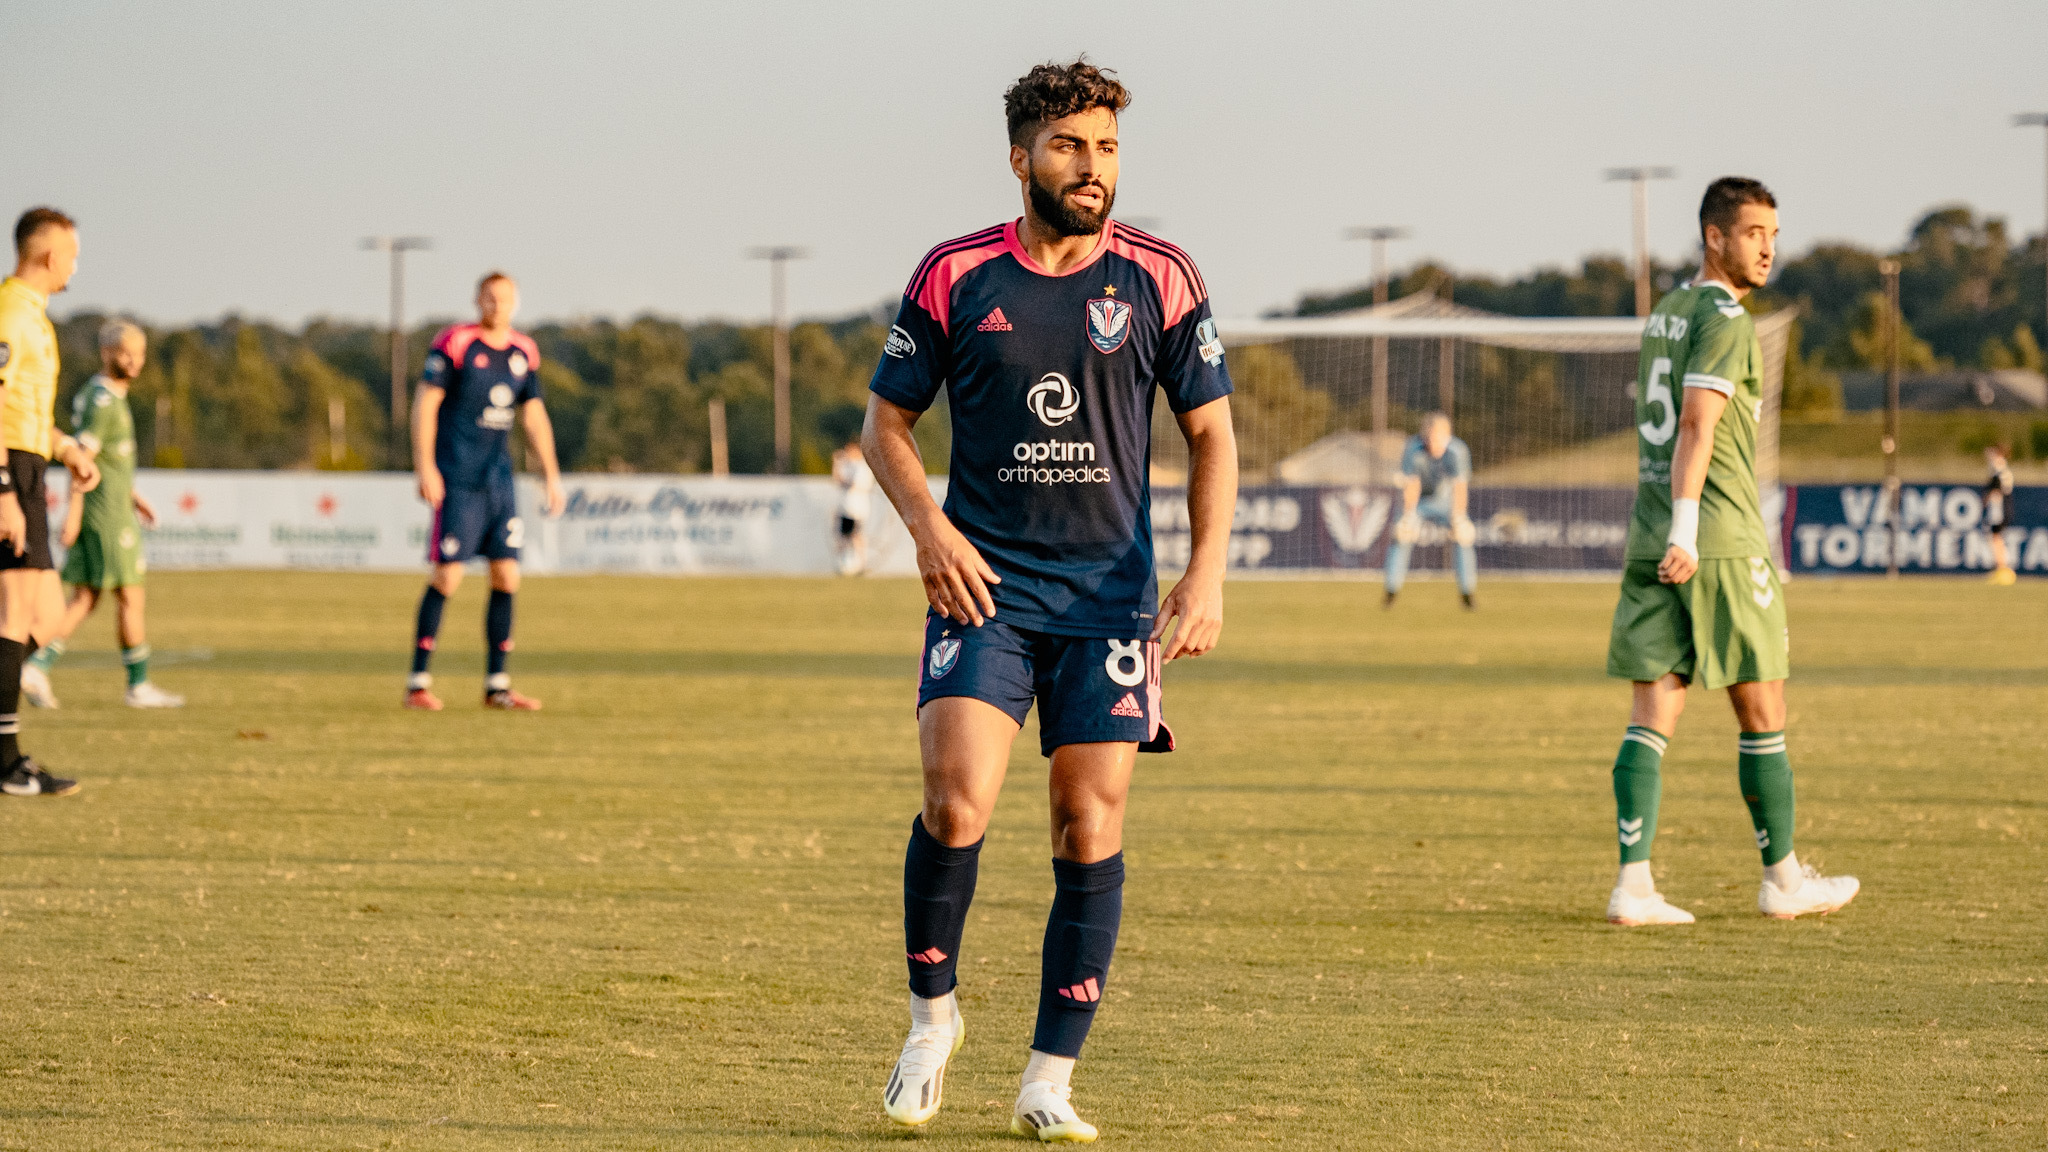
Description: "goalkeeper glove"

(1393, 511), (1421, 544)
(1451, 515), (1476, 547)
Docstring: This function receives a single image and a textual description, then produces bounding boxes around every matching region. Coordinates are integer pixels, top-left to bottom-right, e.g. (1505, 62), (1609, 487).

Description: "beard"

(1027, 164), (1115, 237)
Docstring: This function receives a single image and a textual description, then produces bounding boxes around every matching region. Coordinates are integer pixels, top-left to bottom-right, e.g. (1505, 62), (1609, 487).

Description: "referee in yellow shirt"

(0, 208), (102, 797)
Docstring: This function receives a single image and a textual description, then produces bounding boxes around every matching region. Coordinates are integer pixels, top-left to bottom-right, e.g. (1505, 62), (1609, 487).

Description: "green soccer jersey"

(1624, 280), (1769, 561)
(71, 375), (139, 537)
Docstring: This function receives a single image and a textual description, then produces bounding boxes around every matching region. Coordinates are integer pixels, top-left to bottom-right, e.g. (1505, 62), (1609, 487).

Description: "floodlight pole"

(748, 246), (809, 474)
(362, 236), (431, 468)
(1604, 167), (1675, 317)
(1880, 258), (1902, 579)
(2017, 114), (2048, 364)
(1347, 226), (1408, 481)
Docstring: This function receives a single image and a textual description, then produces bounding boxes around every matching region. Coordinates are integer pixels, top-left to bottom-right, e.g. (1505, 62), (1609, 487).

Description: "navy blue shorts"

(429, 484), (522, 564)
(917, 614), (1173, 757)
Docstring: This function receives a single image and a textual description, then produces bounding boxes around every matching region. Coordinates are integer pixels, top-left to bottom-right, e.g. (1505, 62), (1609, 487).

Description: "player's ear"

(1009, 141), (1031, 182)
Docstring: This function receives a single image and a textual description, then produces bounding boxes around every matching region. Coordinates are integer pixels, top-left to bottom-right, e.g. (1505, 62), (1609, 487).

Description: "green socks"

(1612, 725), (1667, 864)
(1738, 731), (1795, 866)
(122, 645), (150, 688)
(26, 639), (63, 674)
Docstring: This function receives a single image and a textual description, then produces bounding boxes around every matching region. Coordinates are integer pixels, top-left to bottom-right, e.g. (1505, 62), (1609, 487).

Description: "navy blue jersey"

(871, 219), (1232, 637)
(421, 324), (541, 490)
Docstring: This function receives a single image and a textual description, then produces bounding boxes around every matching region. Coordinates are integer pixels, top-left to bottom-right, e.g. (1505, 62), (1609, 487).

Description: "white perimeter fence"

(49, 470), (936, 577)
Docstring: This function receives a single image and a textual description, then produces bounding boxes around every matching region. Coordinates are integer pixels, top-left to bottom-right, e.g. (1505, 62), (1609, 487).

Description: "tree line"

(1297, 204), (2048, 415)
(47, 202), (2042, 473)
(47, 309), (949, 475)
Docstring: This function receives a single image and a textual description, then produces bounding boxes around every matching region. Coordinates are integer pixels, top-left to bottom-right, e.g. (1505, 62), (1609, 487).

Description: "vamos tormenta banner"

(1783, 483), (2048, 576)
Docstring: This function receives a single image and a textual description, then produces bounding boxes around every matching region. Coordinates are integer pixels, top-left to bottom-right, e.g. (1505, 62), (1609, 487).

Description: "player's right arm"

(863, 394), (999, 627)
(1658, 304), (1745, 584)
(413, 331), (454, 507)
(864, 280), (999, 626)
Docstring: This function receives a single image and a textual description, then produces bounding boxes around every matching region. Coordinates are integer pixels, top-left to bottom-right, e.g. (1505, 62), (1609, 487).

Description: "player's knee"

(921, 797), (992, 846)
(430, 564), (465, 594)
(489, 562), (520, 593)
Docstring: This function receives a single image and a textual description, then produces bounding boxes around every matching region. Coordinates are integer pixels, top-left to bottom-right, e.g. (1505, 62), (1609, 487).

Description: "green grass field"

(2, 572), (2042, 1150)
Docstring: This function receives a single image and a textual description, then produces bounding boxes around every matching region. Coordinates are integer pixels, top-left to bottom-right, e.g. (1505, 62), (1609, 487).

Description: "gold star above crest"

(1102, 285), (1117, 297)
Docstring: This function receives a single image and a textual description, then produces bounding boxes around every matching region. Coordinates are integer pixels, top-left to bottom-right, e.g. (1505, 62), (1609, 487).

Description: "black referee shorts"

(0, 453), (53, 571)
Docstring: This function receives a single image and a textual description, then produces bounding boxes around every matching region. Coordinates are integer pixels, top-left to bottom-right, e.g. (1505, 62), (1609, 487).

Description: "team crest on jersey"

(1086, 298), (1131, 354)
(927, 637), (962, 680)
(508, 351), (529, 377)
(884, 325), (916, 359)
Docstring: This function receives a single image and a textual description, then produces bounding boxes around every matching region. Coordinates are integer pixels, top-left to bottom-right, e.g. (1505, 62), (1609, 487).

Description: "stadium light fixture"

(1603, 168), (1675, 318)
(1345, 226), (1409, 479)
(2017, 114), (2048, 362)
(747, 246), (810, 475)
(361, 236), (432, 468)
(1344, 226), (1409, 306)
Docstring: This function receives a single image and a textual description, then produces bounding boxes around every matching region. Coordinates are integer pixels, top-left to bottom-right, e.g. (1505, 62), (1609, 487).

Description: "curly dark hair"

(1004, 58), (1131, 147)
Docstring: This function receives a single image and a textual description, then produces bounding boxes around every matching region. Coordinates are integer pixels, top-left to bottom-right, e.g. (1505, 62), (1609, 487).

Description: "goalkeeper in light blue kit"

(1382, 412), (1476, 610)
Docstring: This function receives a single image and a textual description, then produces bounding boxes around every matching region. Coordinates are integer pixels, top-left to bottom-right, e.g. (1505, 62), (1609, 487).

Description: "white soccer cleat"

(20, 665), (58, 709)
(1012, 1081), (1098, 1144)
(882, 1003), (963, 1127)
(125, 682), (185, 709)
(1759, 864), (1860, 919)
(1607, 886), (1696, 926)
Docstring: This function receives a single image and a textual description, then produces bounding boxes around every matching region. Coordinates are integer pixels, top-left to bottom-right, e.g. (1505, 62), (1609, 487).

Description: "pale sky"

(5, 1), (2046, 328)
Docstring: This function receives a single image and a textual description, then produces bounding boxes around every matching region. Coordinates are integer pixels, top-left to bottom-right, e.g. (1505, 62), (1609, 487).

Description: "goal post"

(1147, 297), (1795, 575)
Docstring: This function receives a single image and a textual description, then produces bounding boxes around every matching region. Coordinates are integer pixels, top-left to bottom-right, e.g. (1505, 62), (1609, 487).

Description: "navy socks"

(1033, 853), (1125, 1058)
(486, 590), (514, 686)
(410, 587), (445, 679)
(903, 815), (982, 997)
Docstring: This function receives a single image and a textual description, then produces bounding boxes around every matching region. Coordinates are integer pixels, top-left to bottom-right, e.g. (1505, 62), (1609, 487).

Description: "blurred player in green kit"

(21, 319), (182, 709)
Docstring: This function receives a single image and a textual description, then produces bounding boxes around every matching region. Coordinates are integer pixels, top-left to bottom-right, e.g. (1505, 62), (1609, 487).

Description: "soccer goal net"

(1147, 294), (1796, 574)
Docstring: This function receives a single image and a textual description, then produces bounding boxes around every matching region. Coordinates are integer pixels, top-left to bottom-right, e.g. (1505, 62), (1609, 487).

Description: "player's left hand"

(544, 477), (566, 518)
(65, 452), (100, 494)
(1451, 515), (1477, 546)
(1153, 568), (1223, 661)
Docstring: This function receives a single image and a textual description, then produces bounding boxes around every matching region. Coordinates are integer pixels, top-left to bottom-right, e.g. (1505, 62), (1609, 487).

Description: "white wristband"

(1667, 497), (1700, 561)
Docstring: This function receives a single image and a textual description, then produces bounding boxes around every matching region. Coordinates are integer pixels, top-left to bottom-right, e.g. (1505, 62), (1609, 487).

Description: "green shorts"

(1606, 556), (1788, 691)
(61, 519), (147, 590)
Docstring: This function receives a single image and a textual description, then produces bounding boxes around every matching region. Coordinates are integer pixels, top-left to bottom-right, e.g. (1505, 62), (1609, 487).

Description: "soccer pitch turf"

(1, 572), (2041, 1150)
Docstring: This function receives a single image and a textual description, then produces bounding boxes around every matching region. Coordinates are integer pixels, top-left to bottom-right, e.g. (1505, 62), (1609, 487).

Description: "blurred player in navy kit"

(404, 272), (565, 711)
(864, 59), (1238, 1142)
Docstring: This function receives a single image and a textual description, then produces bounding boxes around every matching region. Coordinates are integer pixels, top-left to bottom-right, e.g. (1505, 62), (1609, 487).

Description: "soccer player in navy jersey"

(866, 60), (1239, 1142)
(404, 272), (565, 711)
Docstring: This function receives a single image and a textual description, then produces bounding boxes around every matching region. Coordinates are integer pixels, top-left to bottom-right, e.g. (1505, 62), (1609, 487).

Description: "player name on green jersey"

(1625, 281), (1769, 561)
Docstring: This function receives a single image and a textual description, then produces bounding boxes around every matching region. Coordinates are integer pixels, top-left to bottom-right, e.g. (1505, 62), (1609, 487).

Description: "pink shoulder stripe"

(1109, 231), (1203, 329)
(907, 226), (1010, 335)
(508, 330), (539, 364)
(908, 224), (1006, 296)
(433, 323), (480, 363)
(1116, 226), (1207, 298)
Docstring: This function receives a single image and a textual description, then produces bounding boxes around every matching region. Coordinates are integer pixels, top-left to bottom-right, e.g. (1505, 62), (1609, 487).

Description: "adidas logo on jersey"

(977, 307), (1013, 332)
(1109, 692), (1143, 718)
